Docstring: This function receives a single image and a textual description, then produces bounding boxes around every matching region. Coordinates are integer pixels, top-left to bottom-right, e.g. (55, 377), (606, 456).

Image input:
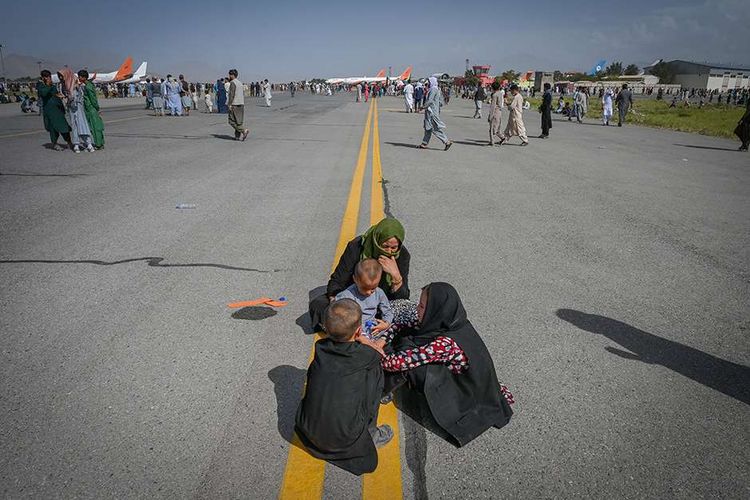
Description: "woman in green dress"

(37, 69), (72, 151)
(77, 70), (105, 149)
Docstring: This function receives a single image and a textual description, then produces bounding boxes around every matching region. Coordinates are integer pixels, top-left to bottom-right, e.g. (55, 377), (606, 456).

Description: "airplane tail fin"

(398, 66), (412, 81)
(133, 62), (147, 77)
(589, 59), (606, 76)
(114, 56), (134, 81)
(375, 69), (386, 78)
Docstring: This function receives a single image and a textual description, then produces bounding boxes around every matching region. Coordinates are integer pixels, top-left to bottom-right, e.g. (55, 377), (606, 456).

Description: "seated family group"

(296, 218), (514, 475)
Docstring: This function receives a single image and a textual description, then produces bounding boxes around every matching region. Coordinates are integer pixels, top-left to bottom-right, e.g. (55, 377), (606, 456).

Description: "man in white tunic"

(263, 79), (272, 107)
(499, 84), (528, 146)
(403, 82), (414, 113)
(602, 88), (614, 126)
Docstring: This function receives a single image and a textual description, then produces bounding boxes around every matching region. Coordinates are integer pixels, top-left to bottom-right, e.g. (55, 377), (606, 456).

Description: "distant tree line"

(459, 60), (675, 86)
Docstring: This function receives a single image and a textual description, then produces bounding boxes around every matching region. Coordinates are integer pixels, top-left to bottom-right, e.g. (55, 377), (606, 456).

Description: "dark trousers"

(308, 293), (330, 331)
(541, 109), (552, 136)
(618, 105), (629, 125)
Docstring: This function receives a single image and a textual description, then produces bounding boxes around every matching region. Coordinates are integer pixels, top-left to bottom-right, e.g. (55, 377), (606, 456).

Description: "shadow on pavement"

(108, 132), (210, 140)
(674, 143), (741, 152)
(211, 134), (238, 141)
(268, 365), (306, 444)
(0, 257), (281, 273)
(556, 308), (750, 405)
(452, 140), (490, 148)
(385, 141), (418, 149)
(231, 306), (277, 320)
(0, 172), (88, 177)
(395, 390), (433, 499)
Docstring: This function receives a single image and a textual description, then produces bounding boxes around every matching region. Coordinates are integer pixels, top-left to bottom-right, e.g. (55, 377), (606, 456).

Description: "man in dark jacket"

(615, 83), (634, 126)
(295, 299), (393, 475)
(539, 82), (552, 138)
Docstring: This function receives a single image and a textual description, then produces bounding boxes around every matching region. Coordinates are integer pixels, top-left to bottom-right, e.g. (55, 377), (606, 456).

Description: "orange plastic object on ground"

(228, 297), (288, 308)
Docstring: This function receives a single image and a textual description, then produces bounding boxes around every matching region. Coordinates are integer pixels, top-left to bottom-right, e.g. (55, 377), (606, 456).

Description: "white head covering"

(429, 76), (439, 89)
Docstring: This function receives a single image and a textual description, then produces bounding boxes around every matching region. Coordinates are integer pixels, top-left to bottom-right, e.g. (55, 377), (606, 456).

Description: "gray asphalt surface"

(1, 92), (748, 499)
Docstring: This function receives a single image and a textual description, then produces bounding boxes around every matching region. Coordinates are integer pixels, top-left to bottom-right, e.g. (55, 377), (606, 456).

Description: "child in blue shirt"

(335, 259), (393, 339)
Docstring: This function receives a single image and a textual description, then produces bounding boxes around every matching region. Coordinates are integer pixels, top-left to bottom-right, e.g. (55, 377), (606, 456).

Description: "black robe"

(392, 282), (512, 447)
(295, 338), (384, 475)
(308, 237), (411, 329)
(734, 100), (750, 148)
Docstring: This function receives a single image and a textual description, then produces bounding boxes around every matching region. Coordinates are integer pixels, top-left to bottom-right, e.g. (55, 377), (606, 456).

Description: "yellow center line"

(278, 100), (375, 500)
(362, 99), (404, 499)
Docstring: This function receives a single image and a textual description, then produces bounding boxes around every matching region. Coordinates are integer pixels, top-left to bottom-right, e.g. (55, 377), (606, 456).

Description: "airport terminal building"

(646, 60), (750, 91)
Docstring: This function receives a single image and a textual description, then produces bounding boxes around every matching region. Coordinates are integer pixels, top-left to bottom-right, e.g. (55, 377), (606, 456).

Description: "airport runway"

(1, 93), (748, 499)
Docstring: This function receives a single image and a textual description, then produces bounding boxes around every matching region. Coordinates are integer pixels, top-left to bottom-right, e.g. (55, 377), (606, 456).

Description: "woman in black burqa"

(383, 282), (513, 447)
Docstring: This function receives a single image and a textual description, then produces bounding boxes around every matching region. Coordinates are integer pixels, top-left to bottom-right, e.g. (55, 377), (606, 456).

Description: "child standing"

(335, 259), (393, 339)
(295, 299), (393, 475)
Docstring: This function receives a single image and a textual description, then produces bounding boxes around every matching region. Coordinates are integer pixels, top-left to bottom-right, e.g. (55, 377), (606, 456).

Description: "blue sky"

(2, 0), (748, 80)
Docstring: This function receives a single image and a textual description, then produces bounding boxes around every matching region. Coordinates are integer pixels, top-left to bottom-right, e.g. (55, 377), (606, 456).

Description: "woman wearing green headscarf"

(309, 217), (411, 331)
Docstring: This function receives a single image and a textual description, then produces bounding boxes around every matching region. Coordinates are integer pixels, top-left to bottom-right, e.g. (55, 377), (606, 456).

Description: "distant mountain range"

(2, 54), (68, 79)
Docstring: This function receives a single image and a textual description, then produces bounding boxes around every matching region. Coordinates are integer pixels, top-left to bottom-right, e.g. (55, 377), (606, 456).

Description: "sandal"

(417, 144), (428, 149)
(444, 141), (453, 151)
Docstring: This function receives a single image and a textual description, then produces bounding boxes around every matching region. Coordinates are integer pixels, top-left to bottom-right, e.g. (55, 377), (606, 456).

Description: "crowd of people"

(14, 66), (749, 153)
(300, 217), (514, 474)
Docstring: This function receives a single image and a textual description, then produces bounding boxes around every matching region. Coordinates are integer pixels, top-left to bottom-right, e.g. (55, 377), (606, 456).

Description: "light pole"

(37, 61), (42, 74)
(0, 44), (6, 82)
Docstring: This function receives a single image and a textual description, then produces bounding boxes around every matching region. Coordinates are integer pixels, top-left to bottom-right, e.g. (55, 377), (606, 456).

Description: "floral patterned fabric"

(382, 335), (468, 374)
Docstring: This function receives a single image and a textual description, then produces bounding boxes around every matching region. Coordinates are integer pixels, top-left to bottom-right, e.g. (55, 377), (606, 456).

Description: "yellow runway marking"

(0, 115), (145, 139)
(278, 101), (375, 500)
(362, 99), (404, 500)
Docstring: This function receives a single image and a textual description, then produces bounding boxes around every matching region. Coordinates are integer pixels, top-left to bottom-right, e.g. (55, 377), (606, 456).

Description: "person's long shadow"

(556, 309), (750, 405)
(674, 143), (740, 152)
(268, 365), (307, 448)
(0, 257), (282, 273)
(385, 142), (418, 149)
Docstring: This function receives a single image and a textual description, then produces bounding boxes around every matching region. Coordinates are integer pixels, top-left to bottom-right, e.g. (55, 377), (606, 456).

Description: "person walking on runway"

(227, 69), (249, 141)
(498, 84), (528, 146)
(615, 83), (633, 126)
(735, 97), (750, 151)
(473, 84), (486, 119)
(539, 82), (552, 139)
(403, 81), (414, 112)
(263, 79), (272, 107)
(418, 77), (452, 151)
(488, 81), (504, 145)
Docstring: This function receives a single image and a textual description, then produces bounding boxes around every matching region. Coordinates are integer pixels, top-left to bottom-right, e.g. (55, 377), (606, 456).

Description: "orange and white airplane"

(326, 66), (412, 85)
(51, 57), (144, 84)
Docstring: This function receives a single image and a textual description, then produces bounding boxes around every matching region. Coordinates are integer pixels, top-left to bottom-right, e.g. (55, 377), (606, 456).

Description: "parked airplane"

(326, 67), (412, 85)
(51, 57), (138, 84)
(326, 68), (385, 85)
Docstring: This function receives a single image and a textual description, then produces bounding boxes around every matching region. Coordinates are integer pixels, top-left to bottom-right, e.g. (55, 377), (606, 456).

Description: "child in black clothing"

(295, 298), (393, 475)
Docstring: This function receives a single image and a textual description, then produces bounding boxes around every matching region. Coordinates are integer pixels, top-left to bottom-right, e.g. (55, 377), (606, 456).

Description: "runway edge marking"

(278, 100), (375, 500)
(362, 99), (404, 500)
